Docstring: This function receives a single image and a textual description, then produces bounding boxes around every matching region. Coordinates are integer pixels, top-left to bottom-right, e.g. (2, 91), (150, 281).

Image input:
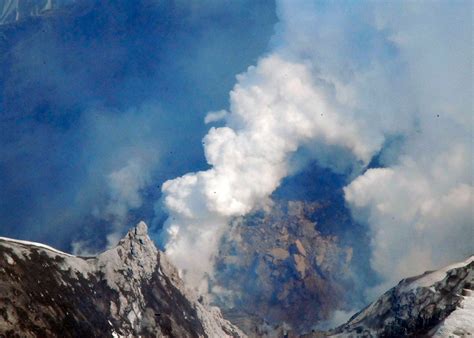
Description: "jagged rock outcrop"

(330, 256), (474, 337)
(0, 222), (245, 338)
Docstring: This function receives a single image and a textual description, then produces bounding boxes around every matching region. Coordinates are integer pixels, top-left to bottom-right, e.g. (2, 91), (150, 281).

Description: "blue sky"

(0, 0), (277, 250)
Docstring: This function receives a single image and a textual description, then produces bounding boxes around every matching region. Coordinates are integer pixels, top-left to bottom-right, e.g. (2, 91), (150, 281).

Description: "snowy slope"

(331, 256), (474, 337)
(0, 236), (75, 257)
(431, 276), (474, 336)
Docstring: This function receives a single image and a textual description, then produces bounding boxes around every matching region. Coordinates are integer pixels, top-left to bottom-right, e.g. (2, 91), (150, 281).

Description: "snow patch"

(4, 253), (15, 265)
(0, 237), (75, 257)
(407, 256), (474, 291)
(433, 291), (474, 336)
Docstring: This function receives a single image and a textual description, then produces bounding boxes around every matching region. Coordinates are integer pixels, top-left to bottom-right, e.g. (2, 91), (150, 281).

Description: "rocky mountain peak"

(94, 221), (158, 294)
(116, 220), (154, 251)
(134, 220), (149, 236)
(0, 222), (245, 337)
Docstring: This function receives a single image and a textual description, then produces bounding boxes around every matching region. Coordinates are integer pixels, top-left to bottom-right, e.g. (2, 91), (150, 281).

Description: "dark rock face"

(214, 201), (355, 335)
(331, 257), (474, 337)
(0, 245), (118, 338)
(0, 222), (244, 338)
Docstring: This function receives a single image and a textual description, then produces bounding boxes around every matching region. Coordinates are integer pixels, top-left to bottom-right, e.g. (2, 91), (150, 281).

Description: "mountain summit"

(0, 222), (244, 337)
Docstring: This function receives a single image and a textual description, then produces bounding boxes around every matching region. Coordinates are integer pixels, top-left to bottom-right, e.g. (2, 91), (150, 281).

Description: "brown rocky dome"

(213, 201), (354, 335)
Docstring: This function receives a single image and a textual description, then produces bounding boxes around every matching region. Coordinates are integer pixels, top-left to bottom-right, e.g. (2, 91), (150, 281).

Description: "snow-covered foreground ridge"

(0, 224), (472, 338)
(0, 222), (245, 338)
(331, 256), (474, 337)
(0, 236), (76, 257)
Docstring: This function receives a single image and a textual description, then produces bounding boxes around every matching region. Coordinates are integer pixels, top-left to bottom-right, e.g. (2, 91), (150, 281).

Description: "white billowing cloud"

(345, 114), (473, 294)
(344, 1), (473, 292)
(161, 51), (401, 289)
(161, 0), (472, 292)
(345, 146), (473, 294)
(162, 54), (382, 289)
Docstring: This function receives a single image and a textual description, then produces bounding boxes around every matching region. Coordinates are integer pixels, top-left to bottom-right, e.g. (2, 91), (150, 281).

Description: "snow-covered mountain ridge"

(0, 222), (471, 337)
(330, 256), (473, 337)
(0, 221), (244, 338)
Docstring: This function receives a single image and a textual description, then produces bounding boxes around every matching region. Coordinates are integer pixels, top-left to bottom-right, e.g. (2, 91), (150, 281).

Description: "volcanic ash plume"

(160, 0), (473, 294)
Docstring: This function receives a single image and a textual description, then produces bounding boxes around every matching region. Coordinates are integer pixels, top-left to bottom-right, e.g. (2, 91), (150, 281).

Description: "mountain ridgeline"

(0, 222), (472, 337)
(0, 222), (243, 338)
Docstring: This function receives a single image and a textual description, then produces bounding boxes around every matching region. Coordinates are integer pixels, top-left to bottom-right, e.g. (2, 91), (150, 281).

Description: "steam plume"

(160, 0), (472, 293)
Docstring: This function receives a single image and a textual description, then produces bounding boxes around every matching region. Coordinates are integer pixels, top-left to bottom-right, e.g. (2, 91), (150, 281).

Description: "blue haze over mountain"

(0, 0), (277, 250)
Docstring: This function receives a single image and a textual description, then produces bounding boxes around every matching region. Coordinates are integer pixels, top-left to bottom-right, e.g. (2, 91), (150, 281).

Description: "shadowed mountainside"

(0, 222), (244, 337)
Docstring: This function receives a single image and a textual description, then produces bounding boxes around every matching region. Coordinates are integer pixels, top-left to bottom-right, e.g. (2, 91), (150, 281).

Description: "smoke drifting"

(0, 0), (276, 251)
(343, 3), (473, 294)
(161, 0), (472, 294)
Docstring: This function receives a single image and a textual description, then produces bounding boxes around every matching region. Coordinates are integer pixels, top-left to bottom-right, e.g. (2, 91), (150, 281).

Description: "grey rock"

(330, 256), (474, 337)
(0, 222), (245, 338)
